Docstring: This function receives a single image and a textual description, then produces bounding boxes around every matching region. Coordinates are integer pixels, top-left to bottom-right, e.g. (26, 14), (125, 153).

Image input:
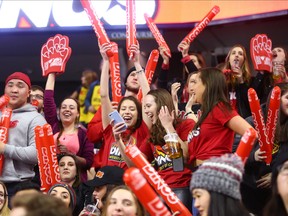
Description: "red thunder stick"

(0, 95), (9, 110)
(126, 0), (138, 60)
(144, 14), (171, 58)
(80, 0), (113, 57)
(35, 126), (51, 192)
(178, 5), (220, 50)
(0, 108), (12, 144)
(235, 128), (257, 164)
(124, 167), (172, 216)
(31, 99), (39, 108)
(0, 108), (12, 175)
(42, 124), (60, 185)
(248, 88), (271, 164)
(266, 86), (281, 153)
(137, 49), (159, 101)
(125, 145), (192, 216)
(109, 42), (122, 103)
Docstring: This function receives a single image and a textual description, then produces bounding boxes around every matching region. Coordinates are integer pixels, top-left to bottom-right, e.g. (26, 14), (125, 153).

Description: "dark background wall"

(0, 13), (288, 105)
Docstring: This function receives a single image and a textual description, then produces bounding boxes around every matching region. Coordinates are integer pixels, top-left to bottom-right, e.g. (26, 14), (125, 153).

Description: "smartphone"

(108, 110), (127, 132)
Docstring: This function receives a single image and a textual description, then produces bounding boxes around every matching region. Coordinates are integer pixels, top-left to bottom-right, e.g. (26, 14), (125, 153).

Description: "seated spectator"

(190, 154), (250, 216)
(80, 166), (124, 215)
(48, 183), (76, 212)
(101, 185), (145, 216)
(0, 181), (10, 216)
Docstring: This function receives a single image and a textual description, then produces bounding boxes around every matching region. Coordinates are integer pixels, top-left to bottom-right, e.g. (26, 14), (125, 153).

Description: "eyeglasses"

(278, 164), (288, 175)
(30, 94), (44, 100)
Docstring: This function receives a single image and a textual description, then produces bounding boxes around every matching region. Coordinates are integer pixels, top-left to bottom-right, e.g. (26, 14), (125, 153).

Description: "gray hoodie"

(0, 103), (47, 182)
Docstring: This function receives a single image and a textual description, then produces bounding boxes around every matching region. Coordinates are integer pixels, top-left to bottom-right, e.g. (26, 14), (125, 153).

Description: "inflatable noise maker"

(178, 5), (220, 51)
(0, 96), (11, 175)
(109, 42), (122, 103)
(137, 49), (159, 102)
(144, 14), (171, 58)
(126, 0), (138, 60)
(41, 34), (72, 77)
(248, 86), (281, 165)
(80, 0), (113, 58)
(35, 124), (60, 192)
(125, 145), (192, 216)
(235, 128), (257, 164)
(124, 168), (172, 216)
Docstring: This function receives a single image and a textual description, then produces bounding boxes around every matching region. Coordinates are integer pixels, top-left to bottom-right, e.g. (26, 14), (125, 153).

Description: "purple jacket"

(44, 90), (94, 182)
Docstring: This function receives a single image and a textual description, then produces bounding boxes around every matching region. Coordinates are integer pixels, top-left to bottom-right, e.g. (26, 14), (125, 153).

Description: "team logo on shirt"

(187, 127), (200, 143)
(109, 142), (124, 162)
(154, 145), (172, 171)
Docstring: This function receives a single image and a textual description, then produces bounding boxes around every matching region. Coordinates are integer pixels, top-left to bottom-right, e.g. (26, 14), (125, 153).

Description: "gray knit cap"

(190, 154), (244, 200)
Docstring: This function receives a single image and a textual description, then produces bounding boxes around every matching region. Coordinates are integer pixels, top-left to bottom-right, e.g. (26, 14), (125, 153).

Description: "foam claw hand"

(124, 168), (172, 216)
(41, 34), (72, 76)
(250, 34), (273, 72)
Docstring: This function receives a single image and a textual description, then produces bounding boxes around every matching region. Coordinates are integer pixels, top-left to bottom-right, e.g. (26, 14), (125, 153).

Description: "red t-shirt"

(98, 121), (149, 169)
(188, 103), (238, 164)
(140, 119), (195, 188)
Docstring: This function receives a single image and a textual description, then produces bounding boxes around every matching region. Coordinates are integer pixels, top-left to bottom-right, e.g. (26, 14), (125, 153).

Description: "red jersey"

(98, 121), (149, 169)
(188, 103), (238, 164)
(140, 119), (195, 188)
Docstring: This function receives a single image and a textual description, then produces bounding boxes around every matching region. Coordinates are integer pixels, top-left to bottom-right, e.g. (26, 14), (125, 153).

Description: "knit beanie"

(124, 67), (136, 85)
(190, 154), (244, 200)
(5, 72), (31, 89)
(48, 183), (76, 210)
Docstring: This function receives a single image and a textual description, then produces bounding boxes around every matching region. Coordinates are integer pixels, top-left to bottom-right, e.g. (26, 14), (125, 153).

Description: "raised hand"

(99, 43), (112, 61)
(177, 41), (190, 57)
(250, 34), (273, 72)
(41, 34), (72, 76)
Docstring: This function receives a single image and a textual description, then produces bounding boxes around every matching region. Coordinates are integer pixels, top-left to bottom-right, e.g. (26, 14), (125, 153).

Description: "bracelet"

(136, 69), (144, 74)
(184, 111), (193, 117)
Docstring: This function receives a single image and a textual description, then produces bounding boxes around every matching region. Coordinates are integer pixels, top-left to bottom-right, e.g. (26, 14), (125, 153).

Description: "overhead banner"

(0, 0), (287, 30)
